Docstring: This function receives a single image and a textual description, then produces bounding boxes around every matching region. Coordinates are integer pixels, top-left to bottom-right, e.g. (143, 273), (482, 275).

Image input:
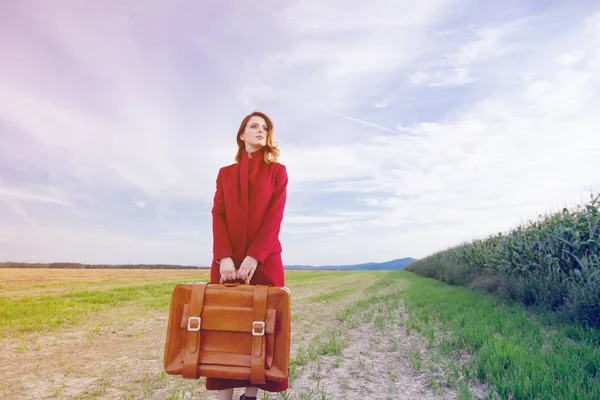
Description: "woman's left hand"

(237, 255), (258, 282)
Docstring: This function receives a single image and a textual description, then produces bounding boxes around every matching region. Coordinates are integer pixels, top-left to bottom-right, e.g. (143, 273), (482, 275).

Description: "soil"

(290, 319), (491, 400)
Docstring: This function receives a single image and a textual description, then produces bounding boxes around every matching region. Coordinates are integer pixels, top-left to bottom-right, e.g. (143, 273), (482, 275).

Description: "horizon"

(1, 256), (417, 268)
(1, 1), (600, 266)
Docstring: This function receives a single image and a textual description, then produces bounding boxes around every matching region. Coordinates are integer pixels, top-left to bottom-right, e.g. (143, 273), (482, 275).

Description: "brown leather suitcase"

(163, 280), (291, 384)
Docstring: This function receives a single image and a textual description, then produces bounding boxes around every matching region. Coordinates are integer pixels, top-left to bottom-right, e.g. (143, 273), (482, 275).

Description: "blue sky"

(1, 0), (599, 266)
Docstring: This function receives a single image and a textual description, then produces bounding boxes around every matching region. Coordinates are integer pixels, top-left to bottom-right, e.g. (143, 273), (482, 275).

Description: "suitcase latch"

(252, 321), (265, 336)
(187, 316), (201, 332)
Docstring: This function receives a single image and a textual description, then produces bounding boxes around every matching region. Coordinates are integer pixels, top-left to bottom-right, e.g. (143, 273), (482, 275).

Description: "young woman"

(207, 111), (289, 400)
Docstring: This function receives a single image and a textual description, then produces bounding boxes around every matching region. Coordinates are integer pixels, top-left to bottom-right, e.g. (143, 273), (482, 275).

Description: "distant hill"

(285, 257), (417, 271)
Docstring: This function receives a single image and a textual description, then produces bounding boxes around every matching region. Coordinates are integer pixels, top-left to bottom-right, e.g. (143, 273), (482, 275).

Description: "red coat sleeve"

(212, 168), (234, 262)
(247, 164), (288, 264)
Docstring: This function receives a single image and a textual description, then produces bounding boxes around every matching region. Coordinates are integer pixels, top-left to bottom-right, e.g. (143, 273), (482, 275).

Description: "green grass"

(286, 326), (346, 390)
(0, 276), (186, 293)
(7, 268), (598, 399)
(283, 271), (344, 282)
(0, 278), (206, 336)
(340, 270), (600, 399)
(308, 288), (352, 302)
(0, 269), (373, 338)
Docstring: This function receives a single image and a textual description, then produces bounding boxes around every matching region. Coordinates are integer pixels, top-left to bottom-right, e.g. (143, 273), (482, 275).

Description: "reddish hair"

(235, 111), (280, 164)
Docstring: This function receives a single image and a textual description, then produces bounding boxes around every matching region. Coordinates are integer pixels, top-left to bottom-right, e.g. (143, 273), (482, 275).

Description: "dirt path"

(290, 314), (491, 399)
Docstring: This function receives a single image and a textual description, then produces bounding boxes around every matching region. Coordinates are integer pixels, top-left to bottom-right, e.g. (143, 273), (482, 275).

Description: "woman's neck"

(245, 144), (262, 153)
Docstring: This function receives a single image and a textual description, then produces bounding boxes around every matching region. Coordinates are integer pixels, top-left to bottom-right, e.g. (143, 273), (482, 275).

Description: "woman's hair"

(235, 111), (280, 164)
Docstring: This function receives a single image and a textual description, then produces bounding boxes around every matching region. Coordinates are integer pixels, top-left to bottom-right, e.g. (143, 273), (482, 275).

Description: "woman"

(208, 111), (289, 400)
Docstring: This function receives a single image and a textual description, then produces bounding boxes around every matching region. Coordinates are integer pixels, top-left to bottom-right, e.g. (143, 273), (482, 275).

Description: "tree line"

(0, 261), (208, 269)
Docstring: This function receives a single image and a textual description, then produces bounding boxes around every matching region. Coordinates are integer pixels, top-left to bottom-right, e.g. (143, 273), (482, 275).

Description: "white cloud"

(0, 185), (72, 206)
(408, 67), (477, 87)
(407, 20), (525, 87)
(557, 50), (585, 66)
(256, 0), (457, 107)
(285, 215), (363, 224)
(453, 23), (523, 66)
(0, 2), (252, 204)
(299, 104), (409, 136)
(0, 82), (235, 201)
(1, 2), (599, 265)
(2, 199), (40, 227)
(275, 11), (600, 263)
(0, 224), (212, 265)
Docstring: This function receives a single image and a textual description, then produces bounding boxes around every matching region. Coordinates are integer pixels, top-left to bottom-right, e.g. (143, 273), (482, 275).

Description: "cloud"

(0, 223), (212, 265)
(0, 185), (72, 206)
(453, 22), (523, 66)
(407, 20), (526, 87)
(256, 0), (457, 107)
(1, 1), (599, 265)
(0, 2), (254, 205)
(300, 103), (413, 136)
(276, 10), (600, 263)
(408, 67), (477, 87)
(1, 199), (39, 227)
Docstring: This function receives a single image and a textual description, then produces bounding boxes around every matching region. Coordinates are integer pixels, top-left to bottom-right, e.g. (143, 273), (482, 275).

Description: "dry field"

(0, 268), (491, 399)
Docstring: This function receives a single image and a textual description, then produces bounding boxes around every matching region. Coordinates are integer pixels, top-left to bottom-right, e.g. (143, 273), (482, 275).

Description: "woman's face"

(240, 116), (268, 149)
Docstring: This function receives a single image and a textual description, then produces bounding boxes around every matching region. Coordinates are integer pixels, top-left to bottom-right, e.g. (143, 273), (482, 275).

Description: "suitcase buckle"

(187, 316), (201, 332)
(252, 321), (265, 336)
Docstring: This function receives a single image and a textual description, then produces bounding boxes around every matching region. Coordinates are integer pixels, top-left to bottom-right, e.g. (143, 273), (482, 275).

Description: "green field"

(1, 268), (598, 399)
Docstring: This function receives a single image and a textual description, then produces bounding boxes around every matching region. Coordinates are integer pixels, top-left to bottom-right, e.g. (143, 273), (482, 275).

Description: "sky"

(1, 0), (599, 267)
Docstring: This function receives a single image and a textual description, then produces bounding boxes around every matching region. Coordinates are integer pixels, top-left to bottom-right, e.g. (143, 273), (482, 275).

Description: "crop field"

(1, 267), (598, 399)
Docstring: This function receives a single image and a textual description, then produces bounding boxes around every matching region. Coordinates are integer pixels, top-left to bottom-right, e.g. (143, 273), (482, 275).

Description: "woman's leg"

(217, 388), (233, 400)
(244, 387), (259, 398)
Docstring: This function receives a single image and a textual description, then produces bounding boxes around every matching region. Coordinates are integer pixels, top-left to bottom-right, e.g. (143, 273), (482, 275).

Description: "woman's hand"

(237, 256), (258, 282)
(219, 257), (237, 282)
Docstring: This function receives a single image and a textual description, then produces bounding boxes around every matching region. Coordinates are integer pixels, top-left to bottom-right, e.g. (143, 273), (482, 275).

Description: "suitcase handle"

(219, 277), (250, 286)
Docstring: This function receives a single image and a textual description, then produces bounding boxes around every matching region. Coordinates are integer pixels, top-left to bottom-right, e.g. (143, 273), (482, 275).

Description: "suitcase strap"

(182, 282), (207, 379)
(250, 285), (269, 384)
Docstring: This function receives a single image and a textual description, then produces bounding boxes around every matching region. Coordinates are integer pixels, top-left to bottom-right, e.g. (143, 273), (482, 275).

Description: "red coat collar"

(244, 147), (266, 161)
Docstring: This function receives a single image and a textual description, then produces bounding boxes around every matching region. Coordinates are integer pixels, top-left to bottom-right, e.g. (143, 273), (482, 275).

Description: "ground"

(0, 268), (493, 399)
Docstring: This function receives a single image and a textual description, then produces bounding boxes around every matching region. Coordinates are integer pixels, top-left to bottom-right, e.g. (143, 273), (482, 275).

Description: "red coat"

(206, 147), (288, 392)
